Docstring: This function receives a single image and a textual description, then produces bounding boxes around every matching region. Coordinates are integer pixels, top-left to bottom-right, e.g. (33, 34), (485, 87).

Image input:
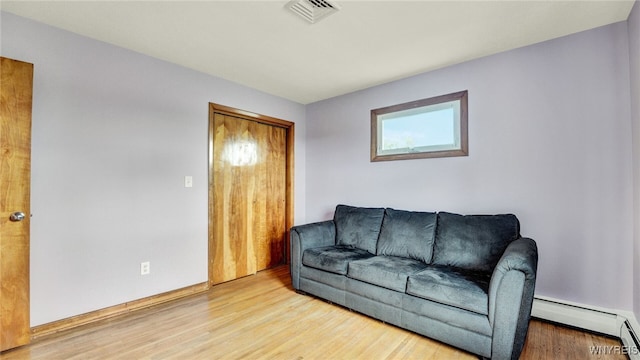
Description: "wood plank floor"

(0, 266), (626, 359)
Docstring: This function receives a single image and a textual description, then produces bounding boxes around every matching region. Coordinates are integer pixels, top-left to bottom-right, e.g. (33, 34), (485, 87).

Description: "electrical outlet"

(140, 261), (150, 275)
(184, 176), (193, 188)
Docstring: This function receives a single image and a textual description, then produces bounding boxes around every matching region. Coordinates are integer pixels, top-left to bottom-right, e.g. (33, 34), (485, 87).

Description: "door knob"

(9, 212), (26, 222)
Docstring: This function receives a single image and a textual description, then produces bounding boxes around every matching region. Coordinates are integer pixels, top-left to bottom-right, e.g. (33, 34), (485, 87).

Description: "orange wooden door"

(210, 112), (286, 284)
(0, 57), (33, 351)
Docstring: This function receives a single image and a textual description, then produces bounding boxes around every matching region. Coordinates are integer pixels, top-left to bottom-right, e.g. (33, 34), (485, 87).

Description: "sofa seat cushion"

(303, 245), (374, 275)
(432, 212), (520, 273)
(334, 204), (385, 254)
(406, 265), (491, 315)
(347, 256), (429, 293)
(377, 208), (437, 263)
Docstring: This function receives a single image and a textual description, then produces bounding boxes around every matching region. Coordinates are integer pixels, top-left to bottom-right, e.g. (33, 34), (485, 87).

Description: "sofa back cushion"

(334, 204), (385, 254)
(377, 208), (437, 263)
(432, 212), (520, 273)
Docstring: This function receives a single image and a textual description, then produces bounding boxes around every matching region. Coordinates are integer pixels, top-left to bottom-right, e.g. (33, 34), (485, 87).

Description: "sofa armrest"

(290, 220), (336, 290)
(488, 237), (538, 360)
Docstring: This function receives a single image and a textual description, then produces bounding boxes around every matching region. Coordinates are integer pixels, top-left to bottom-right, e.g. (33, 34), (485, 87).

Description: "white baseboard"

(532, 296), (640, 360)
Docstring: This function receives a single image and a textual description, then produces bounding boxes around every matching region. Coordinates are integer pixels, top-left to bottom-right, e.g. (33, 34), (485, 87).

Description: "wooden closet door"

(0, 57), (33, 351)
(211, 113), (286, 284)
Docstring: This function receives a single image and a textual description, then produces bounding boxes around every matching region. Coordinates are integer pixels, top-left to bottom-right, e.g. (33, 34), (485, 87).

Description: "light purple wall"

(2, 6), (636, 326)
(1, 12), (306, 326)
(629, 0), (640, 320)
(306, 23), (633, 311)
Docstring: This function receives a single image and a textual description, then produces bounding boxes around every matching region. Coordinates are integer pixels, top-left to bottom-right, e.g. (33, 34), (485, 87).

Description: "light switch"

(184, 176), (193, 188)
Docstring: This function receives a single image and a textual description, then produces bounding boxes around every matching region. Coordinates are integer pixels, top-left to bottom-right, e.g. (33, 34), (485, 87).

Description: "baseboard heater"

(622, 319), (640, 359)
(532, 296), (640, 359)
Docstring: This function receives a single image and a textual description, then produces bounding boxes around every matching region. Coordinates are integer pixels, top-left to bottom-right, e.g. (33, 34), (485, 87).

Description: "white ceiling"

(1, 0), (635, 104)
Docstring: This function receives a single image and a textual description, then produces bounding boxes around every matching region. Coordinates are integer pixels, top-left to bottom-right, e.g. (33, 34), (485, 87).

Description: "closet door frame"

(208, 103), (294, 286)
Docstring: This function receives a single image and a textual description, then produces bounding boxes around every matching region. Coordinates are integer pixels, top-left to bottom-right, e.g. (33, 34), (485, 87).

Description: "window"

(371, 90), (468, 161)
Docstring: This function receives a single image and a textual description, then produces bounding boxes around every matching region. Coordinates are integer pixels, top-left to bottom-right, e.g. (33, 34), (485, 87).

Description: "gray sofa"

(290, 205), (538, 360)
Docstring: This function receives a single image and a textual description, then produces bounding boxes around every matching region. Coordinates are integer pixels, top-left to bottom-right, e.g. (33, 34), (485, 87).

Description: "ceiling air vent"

(285, 0), (341, 24)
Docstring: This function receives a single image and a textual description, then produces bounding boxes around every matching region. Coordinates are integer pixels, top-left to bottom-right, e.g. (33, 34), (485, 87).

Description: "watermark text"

(590, 345), (639, 355)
